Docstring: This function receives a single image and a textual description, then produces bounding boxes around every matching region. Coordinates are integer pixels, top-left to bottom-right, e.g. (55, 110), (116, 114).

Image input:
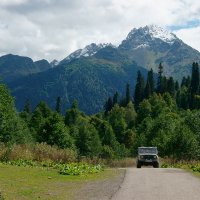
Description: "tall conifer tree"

(167, 77), (175, 96)
(148, 68), (155, 93)
(145, 69), (155, 98)
(113, 92), (119, 106)
(126, 83), (131, 105)
(157, 62), (163, 93)
(55, 96), (61, 113)
(24, 99), (32, 114)
(134, 71), (145, 107)
(190, 62), (200, 108)
(144, 79), (151, 98)
(190, 62), (199, 95)
(104, 97), (113, 115)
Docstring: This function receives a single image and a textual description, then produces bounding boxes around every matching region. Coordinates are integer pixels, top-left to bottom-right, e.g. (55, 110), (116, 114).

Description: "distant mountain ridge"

(59, 43), (115, 65)
(8, 49), (148, 114)
(0, 54), (51, 83)
(1, 25), (200, 114)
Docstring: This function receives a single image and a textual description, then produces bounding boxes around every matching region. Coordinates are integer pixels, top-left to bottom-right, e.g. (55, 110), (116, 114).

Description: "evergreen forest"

(1, 62), (200, 161)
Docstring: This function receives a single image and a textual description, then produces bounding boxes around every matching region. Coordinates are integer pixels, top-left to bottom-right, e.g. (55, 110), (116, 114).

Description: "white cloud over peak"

(0, 0), (200, 61)
(175, 27), (200, 51)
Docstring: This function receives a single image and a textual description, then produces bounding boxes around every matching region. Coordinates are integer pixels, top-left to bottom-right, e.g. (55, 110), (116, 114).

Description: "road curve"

(111, 168), (200, 200)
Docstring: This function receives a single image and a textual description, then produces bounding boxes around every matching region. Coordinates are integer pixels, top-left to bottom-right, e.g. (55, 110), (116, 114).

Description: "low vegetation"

(0, 162), (117, 200)
(161, 160), (200, 175)
(3, 159), (103, 176)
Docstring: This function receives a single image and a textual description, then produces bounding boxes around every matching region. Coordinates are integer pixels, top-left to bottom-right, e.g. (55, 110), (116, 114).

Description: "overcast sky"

(1, 0), (200, 62)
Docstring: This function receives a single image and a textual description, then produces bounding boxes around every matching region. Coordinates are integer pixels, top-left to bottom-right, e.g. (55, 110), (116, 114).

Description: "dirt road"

(111, 168), (200, 200)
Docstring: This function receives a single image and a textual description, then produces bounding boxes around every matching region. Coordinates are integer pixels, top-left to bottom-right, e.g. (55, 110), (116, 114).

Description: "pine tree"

(55, 96), (61, 113)
(20, 99), (32, 126)
(190, 62), (199, 95)
(181, 76), (187, 87)
(126, 83), (131, 105)
(23, 99), (32, 114)
(144, 79), (151, 98)
(104, 97), (113, 115)
(190, 62), (199, 108)
(186, 76), (191, 88)
(157, 62), (164, 93)
(175, 81), (179, 91)
(148, 68), (155, 93)
(72, 100), (78, 109)
(167, 77), (175, 96)
(113, 92), (119, 106)
(65, 100), (81, 126)
(134, 71), (145, 107)
(144, 69), (154, 98)
(162, 76), (168, 94)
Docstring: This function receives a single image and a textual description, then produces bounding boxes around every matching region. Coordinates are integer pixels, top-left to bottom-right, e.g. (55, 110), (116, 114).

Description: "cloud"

(175, 27), (200, 51)
(1, 0), (200, 61)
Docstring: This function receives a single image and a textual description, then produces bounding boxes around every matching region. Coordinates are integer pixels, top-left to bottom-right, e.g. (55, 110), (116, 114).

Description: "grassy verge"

(0, 163), (116, 200)
(161, 160), (200, 177)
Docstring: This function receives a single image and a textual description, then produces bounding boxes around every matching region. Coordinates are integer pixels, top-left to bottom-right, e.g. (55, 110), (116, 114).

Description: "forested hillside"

(8, 49), (148, 114)
(1, 62), (200, 161)
(1, 25), (200, 114)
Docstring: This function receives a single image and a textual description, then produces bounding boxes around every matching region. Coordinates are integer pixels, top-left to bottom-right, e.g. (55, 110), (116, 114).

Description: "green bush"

(58, 163), (103, 176)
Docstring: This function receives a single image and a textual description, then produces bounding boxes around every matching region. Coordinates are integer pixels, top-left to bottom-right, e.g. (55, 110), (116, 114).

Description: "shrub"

(6, 144), (33, 161)
(33, 143), (77, 163)
(0, 192), (4, 200)
(58, 163), (103, 176)
(0, 143), (7, 160)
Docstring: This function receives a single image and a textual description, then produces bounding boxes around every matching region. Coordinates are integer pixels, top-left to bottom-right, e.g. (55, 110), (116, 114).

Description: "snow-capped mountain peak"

(147, 25), (177, 43)
(127, 25), (177, 44)
(61, 43), (114, 64)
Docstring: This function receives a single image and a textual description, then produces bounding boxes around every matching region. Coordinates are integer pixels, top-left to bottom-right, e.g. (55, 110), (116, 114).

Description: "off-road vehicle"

(136, 147), (159, 168)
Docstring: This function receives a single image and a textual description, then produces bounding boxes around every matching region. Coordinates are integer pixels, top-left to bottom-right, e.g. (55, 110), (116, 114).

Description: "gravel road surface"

(111, 168), (200, 200)
(74, 169), (125, 200)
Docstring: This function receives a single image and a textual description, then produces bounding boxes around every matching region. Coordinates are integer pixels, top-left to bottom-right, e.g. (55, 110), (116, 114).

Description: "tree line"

(105, 62), (200, 112)
(0, 62), (200, 160)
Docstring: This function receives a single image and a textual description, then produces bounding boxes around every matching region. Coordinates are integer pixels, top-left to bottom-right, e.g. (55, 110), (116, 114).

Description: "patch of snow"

(147, 25), (176, 43)
(134, 44), (149, 49)
(127, 25), (177, 44)
(62, 43), (114, 63)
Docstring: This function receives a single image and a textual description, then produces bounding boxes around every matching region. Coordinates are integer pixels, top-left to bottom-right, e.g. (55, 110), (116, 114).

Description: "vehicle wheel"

(153, 163), (159, 168)
(137, 162), (141, 168)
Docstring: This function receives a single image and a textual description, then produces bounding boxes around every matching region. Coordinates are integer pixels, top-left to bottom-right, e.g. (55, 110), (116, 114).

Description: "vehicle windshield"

(138, 147), (158, 154)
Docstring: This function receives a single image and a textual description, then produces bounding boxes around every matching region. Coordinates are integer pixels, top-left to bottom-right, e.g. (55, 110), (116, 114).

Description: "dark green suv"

(136, 147), (159, 168)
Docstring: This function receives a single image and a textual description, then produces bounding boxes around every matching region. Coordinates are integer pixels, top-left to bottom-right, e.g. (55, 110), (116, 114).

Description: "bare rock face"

(119, 25), (200, 79)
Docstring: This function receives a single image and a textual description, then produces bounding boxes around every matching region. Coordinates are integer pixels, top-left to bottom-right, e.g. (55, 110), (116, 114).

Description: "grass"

(161, 159), (200, 179)
(0, 163), (117, 200)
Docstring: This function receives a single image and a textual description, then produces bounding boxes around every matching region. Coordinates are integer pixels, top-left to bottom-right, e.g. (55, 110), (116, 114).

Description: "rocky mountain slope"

(1, 25), (200, 113)
(118, 25), (200, 80)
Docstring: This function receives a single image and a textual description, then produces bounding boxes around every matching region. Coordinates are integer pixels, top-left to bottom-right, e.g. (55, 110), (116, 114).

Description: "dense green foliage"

(2, 159), (103, 176)
(58, 163), (103, 175)
(9, 51), (147, 114)
(0, 84), (32, 144)
(1, 62), (200, 161)
(0, 54), (50, 83)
